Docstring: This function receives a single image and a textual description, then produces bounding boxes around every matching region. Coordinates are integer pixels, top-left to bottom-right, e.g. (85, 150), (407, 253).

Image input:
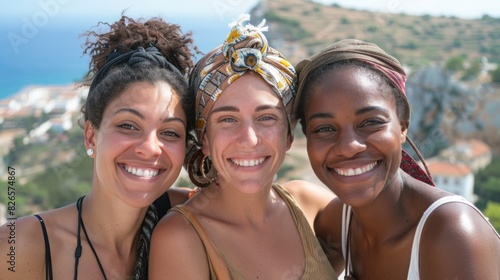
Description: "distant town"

(1, 83), (87, 154)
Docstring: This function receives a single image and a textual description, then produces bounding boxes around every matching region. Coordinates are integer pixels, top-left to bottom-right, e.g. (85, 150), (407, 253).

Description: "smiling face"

(303, 65), (407, 206)
(202, 73), (292, 193)
(85, 81), (187, 207)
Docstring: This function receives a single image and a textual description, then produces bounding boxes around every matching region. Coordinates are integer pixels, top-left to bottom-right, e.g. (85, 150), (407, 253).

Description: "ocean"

(0, 16), (229, 100)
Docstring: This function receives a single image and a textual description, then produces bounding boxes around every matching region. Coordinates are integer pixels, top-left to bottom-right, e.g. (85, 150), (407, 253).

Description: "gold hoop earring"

(186, 149), (217, 188)
(199, 154), (217, 184)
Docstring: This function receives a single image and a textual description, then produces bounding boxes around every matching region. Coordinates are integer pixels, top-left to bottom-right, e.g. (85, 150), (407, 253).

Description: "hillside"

(249, 0), (500, 157)
(250, 0), (500, 67)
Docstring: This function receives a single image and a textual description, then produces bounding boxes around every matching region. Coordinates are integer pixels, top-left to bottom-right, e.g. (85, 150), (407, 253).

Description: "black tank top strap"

(152, 191), (171, 219)
(34, 214), (53, 280)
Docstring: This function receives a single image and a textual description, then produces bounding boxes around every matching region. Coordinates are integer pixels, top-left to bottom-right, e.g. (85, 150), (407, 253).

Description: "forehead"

(112, 81), (173, 103)
(214, 73), (281, 107)
(106, 81), (185, 116)
(307, 66), (396, 110)
(316, 65), (391, 96)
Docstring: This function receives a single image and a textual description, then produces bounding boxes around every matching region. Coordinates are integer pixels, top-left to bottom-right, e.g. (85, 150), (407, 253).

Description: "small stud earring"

(86, 148), (94, 156)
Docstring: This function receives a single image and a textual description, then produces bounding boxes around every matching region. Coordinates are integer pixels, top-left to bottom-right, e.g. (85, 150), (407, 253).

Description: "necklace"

(75, 196), (108, 280)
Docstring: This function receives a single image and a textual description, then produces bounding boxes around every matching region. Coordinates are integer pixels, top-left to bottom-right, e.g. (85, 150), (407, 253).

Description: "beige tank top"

(170, 184), (338, 280)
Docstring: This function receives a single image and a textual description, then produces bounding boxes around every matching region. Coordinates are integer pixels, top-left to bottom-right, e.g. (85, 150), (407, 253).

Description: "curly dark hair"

(80, 15), (198, 131)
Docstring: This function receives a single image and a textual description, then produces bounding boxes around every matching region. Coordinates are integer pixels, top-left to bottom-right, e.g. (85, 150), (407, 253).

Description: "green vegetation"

(263, 11), (310, 40)
(474, 157), (500, 232)
(1, 122), (92, 215)
(491, 67), (500, 83)
(475, 157), (500, 204)
(340, 17), (351, 24)
(421, 15), (432, 21)
(445, 56), (465, 71)
(484, 201), (500, 233)
(401, 41), (418, 50)
(461, 60), (481, 80)
(257, 0), (500, 67)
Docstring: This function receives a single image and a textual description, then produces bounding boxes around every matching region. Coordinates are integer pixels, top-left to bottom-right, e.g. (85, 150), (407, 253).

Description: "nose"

(237, 124), (259, 147)
(135, 131), (162, 158)
(332, 127), (366, 158)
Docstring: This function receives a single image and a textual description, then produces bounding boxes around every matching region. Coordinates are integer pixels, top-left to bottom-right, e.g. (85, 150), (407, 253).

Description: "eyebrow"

(307, 112), (334, 122)
(113, 108), (186, 125)
(211, 104), (284, 114)
(307, 106), (390, 121)
(355, 106), (390, 116)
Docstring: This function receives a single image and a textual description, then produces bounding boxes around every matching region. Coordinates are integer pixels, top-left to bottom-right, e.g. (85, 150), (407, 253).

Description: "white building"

(427, 160), (475, 202)
(439, 139), (492, 173)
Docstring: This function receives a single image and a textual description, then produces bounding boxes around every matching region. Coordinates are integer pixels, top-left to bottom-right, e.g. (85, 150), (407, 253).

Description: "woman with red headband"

(295, 39), (500, 279)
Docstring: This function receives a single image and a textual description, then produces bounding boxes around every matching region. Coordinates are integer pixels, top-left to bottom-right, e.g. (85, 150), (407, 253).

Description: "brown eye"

(361, 119), (385, 127)
(161, 131), (181, 138)
(118, 123), (136, 130)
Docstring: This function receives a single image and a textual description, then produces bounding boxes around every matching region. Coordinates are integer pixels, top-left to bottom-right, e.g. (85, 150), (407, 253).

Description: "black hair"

(80, 15), (198, 133)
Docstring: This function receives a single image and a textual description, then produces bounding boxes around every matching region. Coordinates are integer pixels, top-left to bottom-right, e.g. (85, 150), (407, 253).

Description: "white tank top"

(341, 195), (497, 280)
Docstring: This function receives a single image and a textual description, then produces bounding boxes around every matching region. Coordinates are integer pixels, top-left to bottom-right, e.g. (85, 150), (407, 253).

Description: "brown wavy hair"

(80, 15), (198, 131)
(82, 15), (197, 78)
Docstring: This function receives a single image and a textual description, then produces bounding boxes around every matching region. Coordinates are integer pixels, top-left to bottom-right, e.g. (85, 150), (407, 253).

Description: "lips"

(333, 161), (378, 177)
(229, 157), (267, 167)
(122, 164), (161, 178)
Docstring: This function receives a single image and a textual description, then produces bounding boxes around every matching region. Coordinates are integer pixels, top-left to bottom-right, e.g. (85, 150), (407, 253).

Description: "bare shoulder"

(152, 207), (200, 238)
(419, 197), (500, 279)
(281, 179), (340, 235)
(149, 208), (210, 279)
(282, 180), (335, 212)
(1, 204), (78, 279)
(0, 215), (46, 279)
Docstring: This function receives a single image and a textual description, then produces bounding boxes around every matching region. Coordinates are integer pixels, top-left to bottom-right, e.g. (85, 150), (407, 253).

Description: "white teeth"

(334, 162), (377, 177)
(124, 165), (159, 178)
(231, 157), (266, 167)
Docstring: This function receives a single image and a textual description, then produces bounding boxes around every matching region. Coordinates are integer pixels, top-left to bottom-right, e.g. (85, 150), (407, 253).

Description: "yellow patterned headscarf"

(185, 14), (296, 187)
(189, 14), (296, 143)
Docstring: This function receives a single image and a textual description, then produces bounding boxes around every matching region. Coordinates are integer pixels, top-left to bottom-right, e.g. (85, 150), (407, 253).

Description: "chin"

(120, 191), (162, 209)
(237, 181), (271, 194)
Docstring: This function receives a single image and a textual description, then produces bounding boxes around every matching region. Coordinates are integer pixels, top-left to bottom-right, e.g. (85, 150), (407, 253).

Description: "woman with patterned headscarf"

(149, 14), (338, 279)
(295, 39), (500, 279)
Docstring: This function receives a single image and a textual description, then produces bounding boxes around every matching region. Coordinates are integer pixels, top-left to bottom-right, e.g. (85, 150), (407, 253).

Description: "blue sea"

(0, 16), (229, 100)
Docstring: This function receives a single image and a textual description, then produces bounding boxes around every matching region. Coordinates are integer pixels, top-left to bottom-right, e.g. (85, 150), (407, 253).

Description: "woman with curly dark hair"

(0, 15), (197, 280)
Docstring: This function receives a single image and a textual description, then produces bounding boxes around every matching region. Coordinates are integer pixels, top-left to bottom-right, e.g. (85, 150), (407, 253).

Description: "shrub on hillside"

(491, 67), (500, 83)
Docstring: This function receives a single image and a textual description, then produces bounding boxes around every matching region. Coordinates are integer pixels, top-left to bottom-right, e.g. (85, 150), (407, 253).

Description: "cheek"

(306, 138), (326, 165)
(374, 124), (404, 145)
(96, 131), (125, 151)
(165, 143), (186, 164)
(263, 126), (287, 141)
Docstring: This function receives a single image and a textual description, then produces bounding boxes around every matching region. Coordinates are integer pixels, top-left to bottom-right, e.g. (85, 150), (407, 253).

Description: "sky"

(1, 0), (498, 53)
(1, 0), (498, 24)
(1, 1), (498, 50)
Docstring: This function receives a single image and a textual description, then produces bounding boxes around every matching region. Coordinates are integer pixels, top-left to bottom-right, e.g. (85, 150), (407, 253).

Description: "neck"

(350, 172), (409, 242)
(80, 190), (148, 251)
(202, 180), (277, 226)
